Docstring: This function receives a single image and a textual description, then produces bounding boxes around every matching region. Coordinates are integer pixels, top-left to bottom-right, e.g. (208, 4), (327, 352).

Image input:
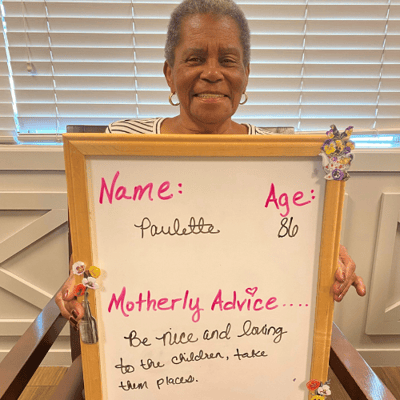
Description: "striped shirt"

(105, 117), (275, 135)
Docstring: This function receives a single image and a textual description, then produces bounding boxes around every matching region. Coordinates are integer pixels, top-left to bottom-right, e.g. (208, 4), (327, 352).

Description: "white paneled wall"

(0, 146), (70, 366)
(0, 146), (399, 367)
(334, 153), (400, 366)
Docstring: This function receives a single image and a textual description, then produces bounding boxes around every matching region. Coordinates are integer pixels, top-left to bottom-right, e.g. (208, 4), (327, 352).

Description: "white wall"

(0, 146), (71, 366)
(0, 145), (399, 367)
(335, 149), (400, 366)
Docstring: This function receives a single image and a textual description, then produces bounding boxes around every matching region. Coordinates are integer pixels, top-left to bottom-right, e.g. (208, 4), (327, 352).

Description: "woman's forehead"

(181, 46), (242, 57)
(177, 14), (243, 51)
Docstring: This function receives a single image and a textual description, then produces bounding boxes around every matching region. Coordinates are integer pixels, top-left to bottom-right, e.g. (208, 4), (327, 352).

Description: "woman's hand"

(55, 269), (84, 330)
(333, 245), (366, 302)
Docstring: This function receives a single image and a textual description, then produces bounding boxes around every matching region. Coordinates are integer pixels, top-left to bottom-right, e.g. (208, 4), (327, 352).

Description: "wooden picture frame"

(63, 133), (345, 400)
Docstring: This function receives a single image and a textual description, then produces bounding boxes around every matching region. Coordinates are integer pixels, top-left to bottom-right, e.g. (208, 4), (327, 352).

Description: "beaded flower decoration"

(72, 261), (101, 297)
(320, 125), (355, 181)
(306, 379), (331, 399)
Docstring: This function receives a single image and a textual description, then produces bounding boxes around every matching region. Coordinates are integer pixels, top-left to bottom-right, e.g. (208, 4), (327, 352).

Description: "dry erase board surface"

(87, 156), (325, 400)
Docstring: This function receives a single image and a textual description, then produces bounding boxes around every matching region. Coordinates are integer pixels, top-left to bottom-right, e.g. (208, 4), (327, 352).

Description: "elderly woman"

(57, 0), (365, 330)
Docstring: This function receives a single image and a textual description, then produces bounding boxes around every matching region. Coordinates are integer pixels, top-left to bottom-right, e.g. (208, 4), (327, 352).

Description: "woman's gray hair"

(165, 0), (250, 67)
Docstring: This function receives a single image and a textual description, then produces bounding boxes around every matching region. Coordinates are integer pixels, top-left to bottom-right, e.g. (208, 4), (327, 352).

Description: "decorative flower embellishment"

(320, 125), (355, 181)
(82, 276), (99, 290)
(72, 261), (85, 275)
(306, 379), (331, 399)
(73, 283), (86, 297)
(324, 141), (336, 155)
(88, 265), (101, 279)
(306, 380), (321, 392)
(317, 385), (332, 396)
(72, 261), (101, 296)
(332, 168), (344, 181)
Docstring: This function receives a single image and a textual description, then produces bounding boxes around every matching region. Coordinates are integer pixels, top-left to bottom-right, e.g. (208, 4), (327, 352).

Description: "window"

(0, 0), (399, 144)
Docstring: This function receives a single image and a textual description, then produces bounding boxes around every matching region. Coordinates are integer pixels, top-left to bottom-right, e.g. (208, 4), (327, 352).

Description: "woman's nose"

(200, 59), (223, 82)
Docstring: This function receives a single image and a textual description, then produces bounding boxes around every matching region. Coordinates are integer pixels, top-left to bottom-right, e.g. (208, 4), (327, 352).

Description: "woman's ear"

(163, 61), (175, 93)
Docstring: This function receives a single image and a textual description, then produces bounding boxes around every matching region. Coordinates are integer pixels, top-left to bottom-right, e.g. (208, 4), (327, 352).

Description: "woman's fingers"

(61, 270), (75, 300)
(66, 300), (84, 331)
(353, 275), (366, 297)
(333, 273), (354, 302)
(55, 270), (85, 329)
(332, 245), (366, 302)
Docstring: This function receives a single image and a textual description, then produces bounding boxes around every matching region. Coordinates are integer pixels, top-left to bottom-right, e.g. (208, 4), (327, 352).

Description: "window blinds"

(0, 0), (399, 142)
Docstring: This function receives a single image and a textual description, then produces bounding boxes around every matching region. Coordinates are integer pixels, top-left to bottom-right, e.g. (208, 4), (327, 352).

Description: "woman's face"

(164, 14), (250, 129)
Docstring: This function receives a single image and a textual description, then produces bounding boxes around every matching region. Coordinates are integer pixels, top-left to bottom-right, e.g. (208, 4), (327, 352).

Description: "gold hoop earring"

(169, 92), (180, 106)
(239, 93), (248, 105)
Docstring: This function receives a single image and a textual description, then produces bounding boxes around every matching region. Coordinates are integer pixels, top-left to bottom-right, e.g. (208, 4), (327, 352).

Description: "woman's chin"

(188, 105), (235, 127)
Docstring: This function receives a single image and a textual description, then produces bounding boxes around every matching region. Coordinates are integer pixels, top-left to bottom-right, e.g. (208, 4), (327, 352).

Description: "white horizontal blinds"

(0, 19), (17, 140)
(241, 0), (400, 131)
(3, 0), (143, 132)
(296, 0), (400, 131)
(2, 0), (400, 134)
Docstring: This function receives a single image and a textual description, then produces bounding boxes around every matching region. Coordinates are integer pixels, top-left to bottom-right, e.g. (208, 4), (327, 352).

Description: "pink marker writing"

(108, 287), (203, 323)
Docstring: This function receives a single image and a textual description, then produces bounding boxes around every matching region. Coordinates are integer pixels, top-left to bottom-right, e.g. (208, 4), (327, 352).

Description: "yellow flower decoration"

(335, 140), (344, 152)
(339, 157), (351, 165)
(345, 127), (353, 136)
(311, 396), (325, 400)
(324, 143), (335, 155)
(347, 142), (355, 150)
(88, 265), (101, 279)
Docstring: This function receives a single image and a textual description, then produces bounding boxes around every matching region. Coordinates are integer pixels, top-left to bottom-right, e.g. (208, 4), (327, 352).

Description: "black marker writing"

(115, 358), (135, 374)
(155, 329), (198, 346)
(278, 217), (298, 238)
(123, 330), (151, 348)
(134, 217), (220, 238)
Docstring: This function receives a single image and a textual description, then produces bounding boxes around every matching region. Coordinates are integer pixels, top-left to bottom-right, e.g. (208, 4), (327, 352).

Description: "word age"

(99, 171), (183, 204)
(265, 183), (316, 217)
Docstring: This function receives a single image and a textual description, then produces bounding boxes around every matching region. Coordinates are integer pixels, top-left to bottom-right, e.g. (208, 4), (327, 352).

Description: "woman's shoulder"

(105, 118), (164, 134)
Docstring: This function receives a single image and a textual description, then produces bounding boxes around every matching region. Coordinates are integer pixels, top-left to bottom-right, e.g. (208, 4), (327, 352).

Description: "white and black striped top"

(105, 117), (274, 135)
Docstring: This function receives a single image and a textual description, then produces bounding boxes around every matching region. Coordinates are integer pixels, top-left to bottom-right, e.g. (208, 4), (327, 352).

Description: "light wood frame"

(63, 133), (345, 400)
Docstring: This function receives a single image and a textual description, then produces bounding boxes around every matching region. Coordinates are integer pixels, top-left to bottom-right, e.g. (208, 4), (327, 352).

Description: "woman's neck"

(160, 116), (247, 135)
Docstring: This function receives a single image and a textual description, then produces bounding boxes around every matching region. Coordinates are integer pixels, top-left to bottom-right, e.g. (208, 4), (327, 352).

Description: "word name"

(99, 171), (180, 204)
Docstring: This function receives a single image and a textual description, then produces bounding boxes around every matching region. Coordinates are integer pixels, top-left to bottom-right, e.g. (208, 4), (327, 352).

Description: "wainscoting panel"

(366, 193), (400, 335)
(0, 147), (70, 365)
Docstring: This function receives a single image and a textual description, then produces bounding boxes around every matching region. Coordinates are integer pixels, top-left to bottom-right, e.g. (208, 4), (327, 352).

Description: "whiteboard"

(63, 134), (344, 400)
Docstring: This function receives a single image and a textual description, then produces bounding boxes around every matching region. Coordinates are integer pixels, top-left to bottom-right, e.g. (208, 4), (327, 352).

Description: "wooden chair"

(66, 125), (107, 133)
(0, 289), (396, 399)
